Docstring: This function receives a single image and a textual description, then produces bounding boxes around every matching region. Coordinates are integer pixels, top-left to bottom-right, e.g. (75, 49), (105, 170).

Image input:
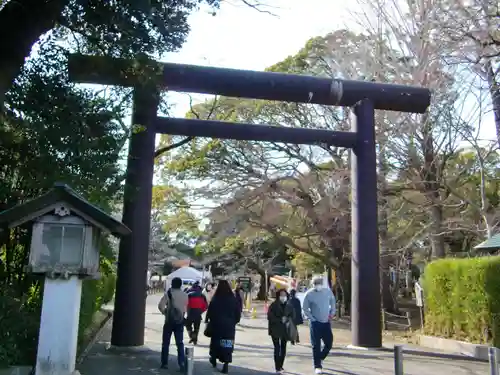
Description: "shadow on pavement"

(79, 340), (278, 375)
(238, 324), (267, 331)
(322, 369), (359, 375)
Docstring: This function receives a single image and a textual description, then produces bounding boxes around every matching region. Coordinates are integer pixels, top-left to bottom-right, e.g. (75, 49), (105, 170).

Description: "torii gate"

(68, 54), (431, 349)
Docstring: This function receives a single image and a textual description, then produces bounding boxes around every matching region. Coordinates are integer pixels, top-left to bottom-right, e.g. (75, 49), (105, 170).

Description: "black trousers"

(185, 315), (202, 343)
(271, 337), (287, 371)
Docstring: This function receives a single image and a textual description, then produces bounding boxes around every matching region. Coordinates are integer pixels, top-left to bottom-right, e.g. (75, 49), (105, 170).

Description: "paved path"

(78, 295), (490, 375)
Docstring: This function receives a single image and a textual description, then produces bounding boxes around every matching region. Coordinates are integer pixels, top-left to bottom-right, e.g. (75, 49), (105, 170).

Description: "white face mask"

(280, 296), (287, 303)
(314, 285), (323, 291)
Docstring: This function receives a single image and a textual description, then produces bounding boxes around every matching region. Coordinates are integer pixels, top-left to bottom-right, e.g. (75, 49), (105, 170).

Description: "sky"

(160, 0), (496, 142)
(151, 0), (497, 215)
(163, 0), (354, 117)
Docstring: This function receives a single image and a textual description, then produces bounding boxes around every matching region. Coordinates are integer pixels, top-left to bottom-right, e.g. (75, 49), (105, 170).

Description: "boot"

(221, 362), (229, 374)
(209, 356), (217, 368)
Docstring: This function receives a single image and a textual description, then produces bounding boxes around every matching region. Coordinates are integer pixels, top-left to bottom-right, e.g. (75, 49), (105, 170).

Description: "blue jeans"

(161, 321), (185, 368)
(309, 321), (333, 369)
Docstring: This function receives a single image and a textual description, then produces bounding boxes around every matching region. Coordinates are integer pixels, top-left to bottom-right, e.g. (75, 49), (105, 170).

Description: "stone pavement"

(78, 295), (491, 375)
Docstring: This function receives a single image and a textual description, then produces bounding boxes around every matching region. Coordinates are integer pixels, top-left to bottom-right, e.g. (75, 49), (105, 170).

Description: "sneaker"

(314, 368), (322, 374)
(160, 364), (168, 370)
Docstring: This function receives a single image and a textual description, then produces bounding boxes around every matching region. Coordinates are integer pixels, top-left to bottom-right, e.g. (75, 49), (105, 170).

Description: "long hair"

(213, 279), (235, 299)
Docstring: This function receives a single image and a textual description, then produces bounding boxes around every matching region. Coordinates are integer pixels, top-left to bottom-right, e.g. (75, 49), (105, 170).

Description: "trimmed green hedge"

(423, 256), (500, 346)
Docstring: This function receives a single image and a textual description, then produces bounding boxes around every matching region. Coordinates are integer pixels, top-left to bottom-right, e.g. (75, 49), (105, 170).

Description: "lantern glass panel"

(40, 223), (85, 268)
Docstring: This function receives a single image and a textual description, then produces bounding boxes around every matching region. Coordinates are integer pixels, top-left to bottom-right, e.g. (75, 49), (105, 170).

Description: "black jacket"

(267, 300), (295, 339)
(206, 294), (241, 340)
(234, 288), (244, 312)
(288, 297), (303, 325)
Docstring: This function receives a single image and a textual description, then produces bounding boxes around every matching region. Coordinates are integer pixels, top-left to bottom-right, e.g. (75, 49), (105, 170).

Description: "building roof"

(0, 183), (130, 237)
(474, 234), (500, 250)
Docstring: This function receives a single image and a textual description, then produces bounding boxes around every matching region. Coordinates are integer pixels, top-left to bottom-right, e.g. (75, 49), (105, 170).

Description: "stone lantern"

(0, 183), (130, 375)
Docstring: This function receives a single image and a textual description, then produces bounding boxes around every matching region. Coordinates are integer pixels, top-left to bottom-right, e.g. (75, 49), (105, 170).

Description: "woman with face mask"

(267, 289), (296, 374)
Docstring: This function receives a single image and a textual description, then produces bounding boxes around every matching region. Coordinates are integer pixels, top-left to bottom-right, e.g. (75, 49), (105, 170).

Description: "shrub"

(423, 256), (500, 346)
(0, 257), (116, 368)
(0, 284), (42, 367)
(78, 259), (116, 348)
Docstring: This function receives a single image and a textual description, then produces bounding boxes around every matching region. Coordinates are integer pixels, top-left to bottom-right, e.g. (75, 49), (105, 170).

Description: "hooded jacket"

(187, 285), (208, 318)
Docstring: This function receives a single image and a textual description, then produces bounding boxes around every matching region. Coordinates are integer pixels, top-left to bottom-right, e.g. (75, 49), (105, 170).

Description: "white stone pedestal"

(36, 277), (82, 375)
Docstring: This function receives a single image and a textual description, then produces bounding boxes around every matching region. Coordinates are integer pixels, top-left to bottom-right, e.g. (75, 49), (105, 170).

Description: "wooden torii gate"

(68, 54), (431, 349)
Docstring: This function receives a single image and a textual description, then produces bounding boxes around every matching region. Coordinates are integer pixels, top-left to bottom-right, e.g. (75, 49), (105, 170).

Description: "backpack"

(167, 290), (185, 325)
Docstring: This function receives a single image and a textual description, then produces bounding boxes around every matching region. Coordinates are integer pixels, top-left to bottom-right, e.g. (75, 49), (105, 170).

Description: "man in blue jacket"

(302, 277), (336, 374)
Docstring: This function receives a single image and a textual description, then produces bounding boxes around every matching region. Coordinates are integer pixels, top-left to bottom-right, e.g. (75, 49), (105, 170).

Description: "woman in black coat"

(205, 280), (241, 374)
(287, 289), (303, 342)
(267, 289), (295, 373)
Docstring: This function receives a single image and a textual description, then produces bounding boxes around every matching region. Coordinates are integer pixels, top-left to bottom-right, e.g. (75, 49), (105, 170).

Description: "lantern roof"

(0, 183), (130, 237)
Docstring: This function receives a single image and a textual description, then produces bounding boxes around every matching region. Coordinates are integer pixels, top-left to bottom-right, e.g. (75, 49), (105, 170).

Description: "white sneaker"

(314, 368), (322, 374)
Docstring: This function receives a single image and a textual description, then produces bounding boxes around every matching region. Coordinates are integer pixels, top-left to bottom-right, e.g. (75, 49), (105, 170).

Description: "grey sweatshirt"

(302, 287), (336, 323)
(158, 288), (188, 315)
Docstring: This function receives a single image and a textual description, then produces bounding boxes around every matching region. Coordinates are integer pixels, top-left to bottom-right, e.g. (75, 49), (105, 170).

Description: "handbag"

(204, 321), (213, 338)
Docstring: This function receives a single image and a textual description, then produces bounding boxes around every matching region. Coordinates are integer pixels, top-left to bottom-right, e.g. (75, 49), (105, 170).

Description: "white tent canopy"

(167, 266), (203, 281)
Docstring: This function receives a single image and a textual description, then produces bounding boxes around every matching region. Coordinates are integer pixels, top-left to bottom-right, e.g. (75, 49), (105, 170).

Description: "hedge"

(0, 258), (116, 368)
(423, 256), (500, 346)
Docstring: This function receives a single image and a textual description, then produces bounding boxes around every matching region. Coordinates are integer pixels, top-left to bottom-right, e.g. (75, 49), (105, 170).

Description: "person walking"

(203, 282), (216, 304)
(267, 289), (296, 374)
(205, 279), (241, 374)
(234, 281), (244, 313)
(288, 289), (304, 343)
(158, 277), (189, 371)
(302, 277), (336, 374)
(186, 281), (208, 345)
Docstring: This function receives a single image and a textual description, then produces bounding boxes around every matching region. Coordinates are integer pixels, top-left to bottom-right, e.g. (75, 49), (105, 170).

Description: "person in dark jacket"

(288, 289), (303, 343)
(267, 289), (295, 373)
(205, 280), (241, 374)
(234, 282), (244, 313)
(186, 281), (208, 345)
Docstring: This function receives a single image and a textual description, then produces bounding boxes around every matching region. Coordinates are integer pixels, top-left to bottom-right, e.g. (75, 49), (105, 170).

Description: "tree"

(0, 0), (277, 106)
(0, 36), (125, 366)
(427, 0), (500, 146)
(0, 0), (223, 105)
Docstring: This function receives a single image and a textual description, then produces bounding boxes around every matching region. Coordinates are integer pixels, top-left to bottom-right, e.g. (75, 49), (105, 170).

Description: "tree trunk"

(256, 271), (272, 300)
(429, 203), (446, 258)
(337, 260), (351, 316)
(0, 0), (68, 104)
(326, 266), (333, 290)
(486, 61), (500, 149)
(379, 148), (397, 312)
(420, 113), (446, 258)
